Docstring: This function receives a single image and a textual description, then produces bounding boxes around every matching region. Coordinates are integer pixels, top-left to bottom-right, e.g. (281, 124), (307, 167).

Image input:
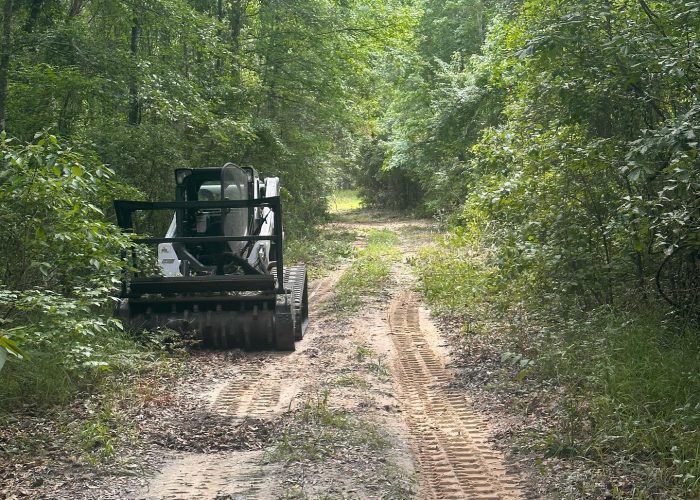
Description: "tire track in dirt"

(210, 270), (343, 420)
(389, 291), (522, 500)
(213, 365), (282, 417)
(141, 451), (270, 500)
(308, 268), (343, 306)
(142, 364), (280, 500)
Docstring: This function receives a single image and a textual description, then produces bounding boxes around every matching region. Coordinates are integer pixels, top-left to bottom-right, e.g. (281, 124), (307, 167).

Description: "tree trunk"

(128, 16), (141, 126)
(0, 0), (13, 131)
(24, 0), (42, 32)
(213, 0), (223, 71)
(67, 0), (84, 19)
(230, 0), (242, 53)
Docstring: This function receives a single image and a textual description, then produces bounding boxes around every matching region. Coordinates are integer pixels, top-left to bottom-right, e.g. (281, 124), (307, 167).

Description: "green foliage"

(3, 0), (416, 231)
(355, 344), (389, 379)
(367, 0), (700, 317)
(0, 132), (135, 291)
(0, 335), (25, 360)
(0, 133), (158, 408)
(0, 324), (167, 411)
(285, 229), (356, 279)
(333, 373), (369, 389)
(0, 353), (78, 409)
(333, 229), (400, 312)
(416, 230), (498, 316)
(417, 231), (700, 496)
(531, 309), (700, 495)
(366, 229), (400, 247)
(358, 0), (504, 212)
(74, 401), (122, 463)
(356, 136), (424, 210)
(460, 0), (700, 311)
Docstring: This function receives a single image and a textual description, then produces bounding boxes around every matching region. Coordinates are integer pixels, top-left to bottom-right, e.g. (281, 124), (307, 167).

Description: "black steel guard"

(113, 197), (286, 293)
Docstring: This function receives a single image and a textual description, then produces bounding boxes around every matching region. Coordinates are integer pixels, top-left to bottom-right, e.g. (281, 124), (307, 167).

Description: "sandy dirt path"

(138, 270), (348, 500)
(2, 216), (524, 499)
(387, 291), (520, 499)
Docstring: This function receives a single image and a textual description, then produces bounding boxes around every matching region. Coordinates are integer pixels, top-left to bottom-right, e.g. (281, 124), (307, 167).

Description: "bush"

(416, 229), (700, 497)
(0, 132), (144, 406)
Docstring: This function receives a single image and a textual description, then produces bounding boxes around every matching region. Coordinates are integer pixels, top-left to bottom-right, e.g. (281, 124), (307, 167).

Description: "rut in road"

(389, 291), (522, 500)
(209, 271), (343, 421)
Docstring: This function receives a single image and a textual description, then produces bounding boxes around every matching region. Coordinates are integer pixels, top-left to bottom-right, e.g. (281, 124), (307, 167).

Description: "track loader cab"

(114, 163), (308, 350)
(161, 165), (268, 277)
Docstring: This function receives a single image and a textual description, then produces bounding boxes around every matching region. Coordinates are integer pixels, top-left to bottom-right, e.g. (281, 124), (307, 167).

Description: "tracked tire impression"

(389, 292), (522, 500)
(213, 365), (282, 418)
(308, 272), (338, 306)
(142, 452), (270, 500)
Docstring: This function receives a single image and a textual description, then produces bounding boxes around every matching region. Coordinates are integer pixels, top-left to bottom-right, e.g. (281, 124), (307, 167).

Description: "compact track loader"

(113, 163), (308, 350)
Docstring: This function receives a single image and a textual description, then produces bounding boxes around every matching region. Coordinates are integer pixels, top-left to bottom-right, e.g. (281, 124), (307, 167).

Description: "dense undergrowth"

(0, 133), (153, 410)
(285, 229), (356, 280)
(267, 389), (387, 465)
(416, 232), (700, 497)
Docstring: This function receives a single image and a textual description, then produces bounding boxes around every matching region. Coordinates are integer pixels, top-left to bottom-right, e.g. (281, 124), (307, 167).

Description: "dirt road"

(4, 216), (524, 499)
(133, 217), (523, 499)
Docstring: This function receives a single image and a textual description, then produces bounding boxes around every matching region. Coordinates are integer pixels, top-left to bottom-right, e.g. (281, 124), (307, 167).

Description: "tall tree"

(0, 0), (13, 131)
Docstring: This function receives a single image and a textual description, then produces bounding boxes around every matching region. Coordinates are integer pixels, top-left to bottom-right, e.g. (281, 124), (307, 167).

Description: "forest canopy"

(0, 0), (414, 225)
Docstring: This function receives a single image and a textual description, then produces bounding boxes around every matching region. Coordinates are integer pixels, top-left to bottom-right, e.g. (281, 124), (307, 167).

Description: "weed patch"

(285, 229), (356, 278)
(332, 229), (400, 313)
(333, 373), (369, 389)
(330, 207), (405, 224)
(0, 332), (182, 484)
(0, 329), (174, 412)
(71, 401), (123, 464)
(415, 233), (499, 318)
(0, 354), (85, 410)
(355, 344), (389, 379)
(266, 389), (387, 464)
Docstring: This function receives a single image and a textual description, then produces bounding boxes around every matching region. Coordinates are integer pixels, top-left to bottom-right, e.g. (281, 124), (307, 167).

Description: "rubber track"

(284, 265), (308, 340)
(389, 292), (522, 500)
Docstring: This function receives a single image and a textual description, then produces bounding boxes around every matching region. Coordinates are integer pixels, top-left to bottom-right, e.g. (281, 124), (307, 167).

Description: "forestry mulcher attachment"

(113, 163), (308, 350)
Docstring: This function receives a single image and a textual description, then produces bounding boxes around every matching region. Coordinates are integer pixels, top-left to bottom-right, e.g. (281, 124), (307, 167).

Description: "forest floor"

(1, 210), (533, 499)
